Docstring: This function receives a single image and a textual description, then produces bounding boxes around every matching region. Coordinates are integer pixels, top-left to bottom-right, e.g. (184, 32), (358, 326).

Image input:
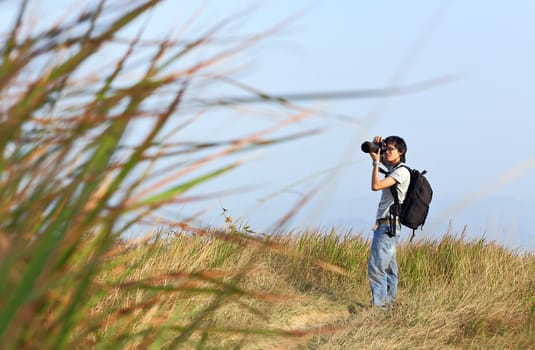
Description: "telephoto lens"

(361, 141), (380, 153)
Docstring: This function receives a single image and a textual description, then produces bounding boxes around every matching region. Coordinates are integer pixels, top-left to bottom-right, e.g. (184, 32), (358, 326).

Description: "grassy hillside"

(77, 226), (534, 349)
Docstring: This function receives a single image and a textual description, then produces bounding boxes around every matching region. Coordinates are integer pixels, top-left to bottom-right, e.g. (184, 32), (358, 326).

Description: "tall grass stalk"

(0, 1), (330, 348)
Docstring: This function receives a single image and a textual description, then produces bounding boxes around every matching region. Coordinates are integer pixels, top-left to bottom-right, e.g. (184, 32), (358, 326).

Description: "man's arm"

(371, 164), (397, 191)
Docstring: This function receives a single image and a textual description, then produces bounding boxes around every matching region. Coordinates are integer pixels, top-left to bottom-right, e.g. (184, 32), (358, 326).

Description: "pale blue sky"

(147, 0), (535, 251)
(2, 1), (534, 251)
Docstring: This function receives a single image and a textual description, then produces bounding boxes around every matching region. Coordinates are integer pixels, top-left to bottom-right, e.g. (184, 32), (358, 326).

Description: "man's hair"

(384, 136), (407, 163)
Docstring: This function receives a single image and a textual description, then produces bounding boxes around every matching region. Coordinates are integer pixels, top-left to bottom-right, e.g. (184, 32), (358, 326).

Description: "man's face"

(383, 143), (402, 164)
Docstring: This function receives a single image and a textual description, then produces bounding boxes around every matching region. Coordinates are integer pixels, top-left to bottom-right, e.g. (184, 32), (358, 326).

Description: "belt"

(377, 217), (400, 225)
(376, 218), (390, 225)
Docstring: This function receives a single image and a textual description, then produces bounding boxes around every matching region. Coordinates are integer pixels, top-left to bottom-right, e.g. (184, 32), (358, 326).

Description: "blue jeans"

(368, 223), (398, 307)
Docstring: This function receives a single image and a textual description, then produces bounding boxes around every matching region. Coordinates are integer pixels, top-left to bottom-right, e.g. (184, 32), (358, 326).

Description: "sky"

(2, 1), (535, 251)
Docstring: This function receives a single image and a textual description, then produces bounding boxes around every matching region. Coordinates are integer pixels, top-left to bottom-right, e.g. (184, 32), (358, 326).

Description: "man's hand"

(369, 136), (383, 162)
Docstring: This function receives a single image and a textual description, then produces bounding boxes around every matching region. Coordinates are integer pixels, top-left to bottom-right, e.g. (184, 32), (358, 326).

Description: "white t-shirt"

(376, 163), (411, 220)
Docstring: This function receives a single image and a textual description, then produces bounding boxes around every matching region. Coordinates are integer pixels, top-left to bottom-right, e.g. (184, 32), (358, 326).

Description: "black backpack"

(386, 164), (433, 241)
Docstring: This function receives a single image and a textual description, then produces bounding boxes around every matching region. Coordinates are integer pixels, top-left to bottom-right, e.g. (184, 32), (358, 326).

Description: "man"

(368, 135), (410, 308)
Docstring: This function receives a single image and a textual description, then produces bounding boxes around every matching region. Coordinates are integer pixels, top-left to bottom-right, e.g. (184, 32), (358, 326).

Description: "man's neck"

(385, 161), (402, 170)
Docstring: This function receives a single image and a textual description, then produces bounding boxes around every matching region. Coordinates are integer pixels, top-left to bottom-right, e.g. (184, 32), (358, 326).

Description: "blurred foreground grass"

(0, 1), (321, 348)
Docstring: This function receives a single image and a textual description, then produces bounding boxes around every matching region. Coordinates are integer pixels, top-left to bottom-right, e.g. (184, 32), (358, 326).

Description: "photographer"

(364, 135), (410, 308)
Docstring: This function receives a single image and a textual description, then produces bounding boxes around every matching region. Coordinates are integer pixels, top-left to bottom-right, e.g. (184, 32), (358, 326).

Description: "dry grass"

(81, 228), (534, 349)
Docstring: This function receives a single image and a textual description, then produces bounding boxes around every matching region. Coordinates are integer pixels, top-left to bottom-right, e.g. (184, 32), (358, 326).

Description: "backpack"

(386, 164), (433, 241)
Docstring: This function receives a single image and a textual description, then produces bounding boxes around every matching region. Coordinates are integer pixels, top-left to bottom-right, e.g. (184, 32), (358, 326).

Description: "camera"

(361, 140), (386, 154)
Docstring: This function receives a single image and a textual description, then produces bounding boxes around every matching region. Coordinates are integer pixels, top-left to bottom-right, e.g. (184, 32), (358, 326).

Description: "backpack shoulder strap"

(388, 163), (409, 205)
(378, 167), (388, 175)
(386, 163), (408, 236)
(396, 163), (411, 172)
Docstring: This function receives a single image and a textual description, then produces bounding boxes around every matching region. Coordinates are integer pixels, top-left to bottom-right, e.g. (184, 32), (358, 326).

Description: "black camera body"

(361, 140), (386, 154)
